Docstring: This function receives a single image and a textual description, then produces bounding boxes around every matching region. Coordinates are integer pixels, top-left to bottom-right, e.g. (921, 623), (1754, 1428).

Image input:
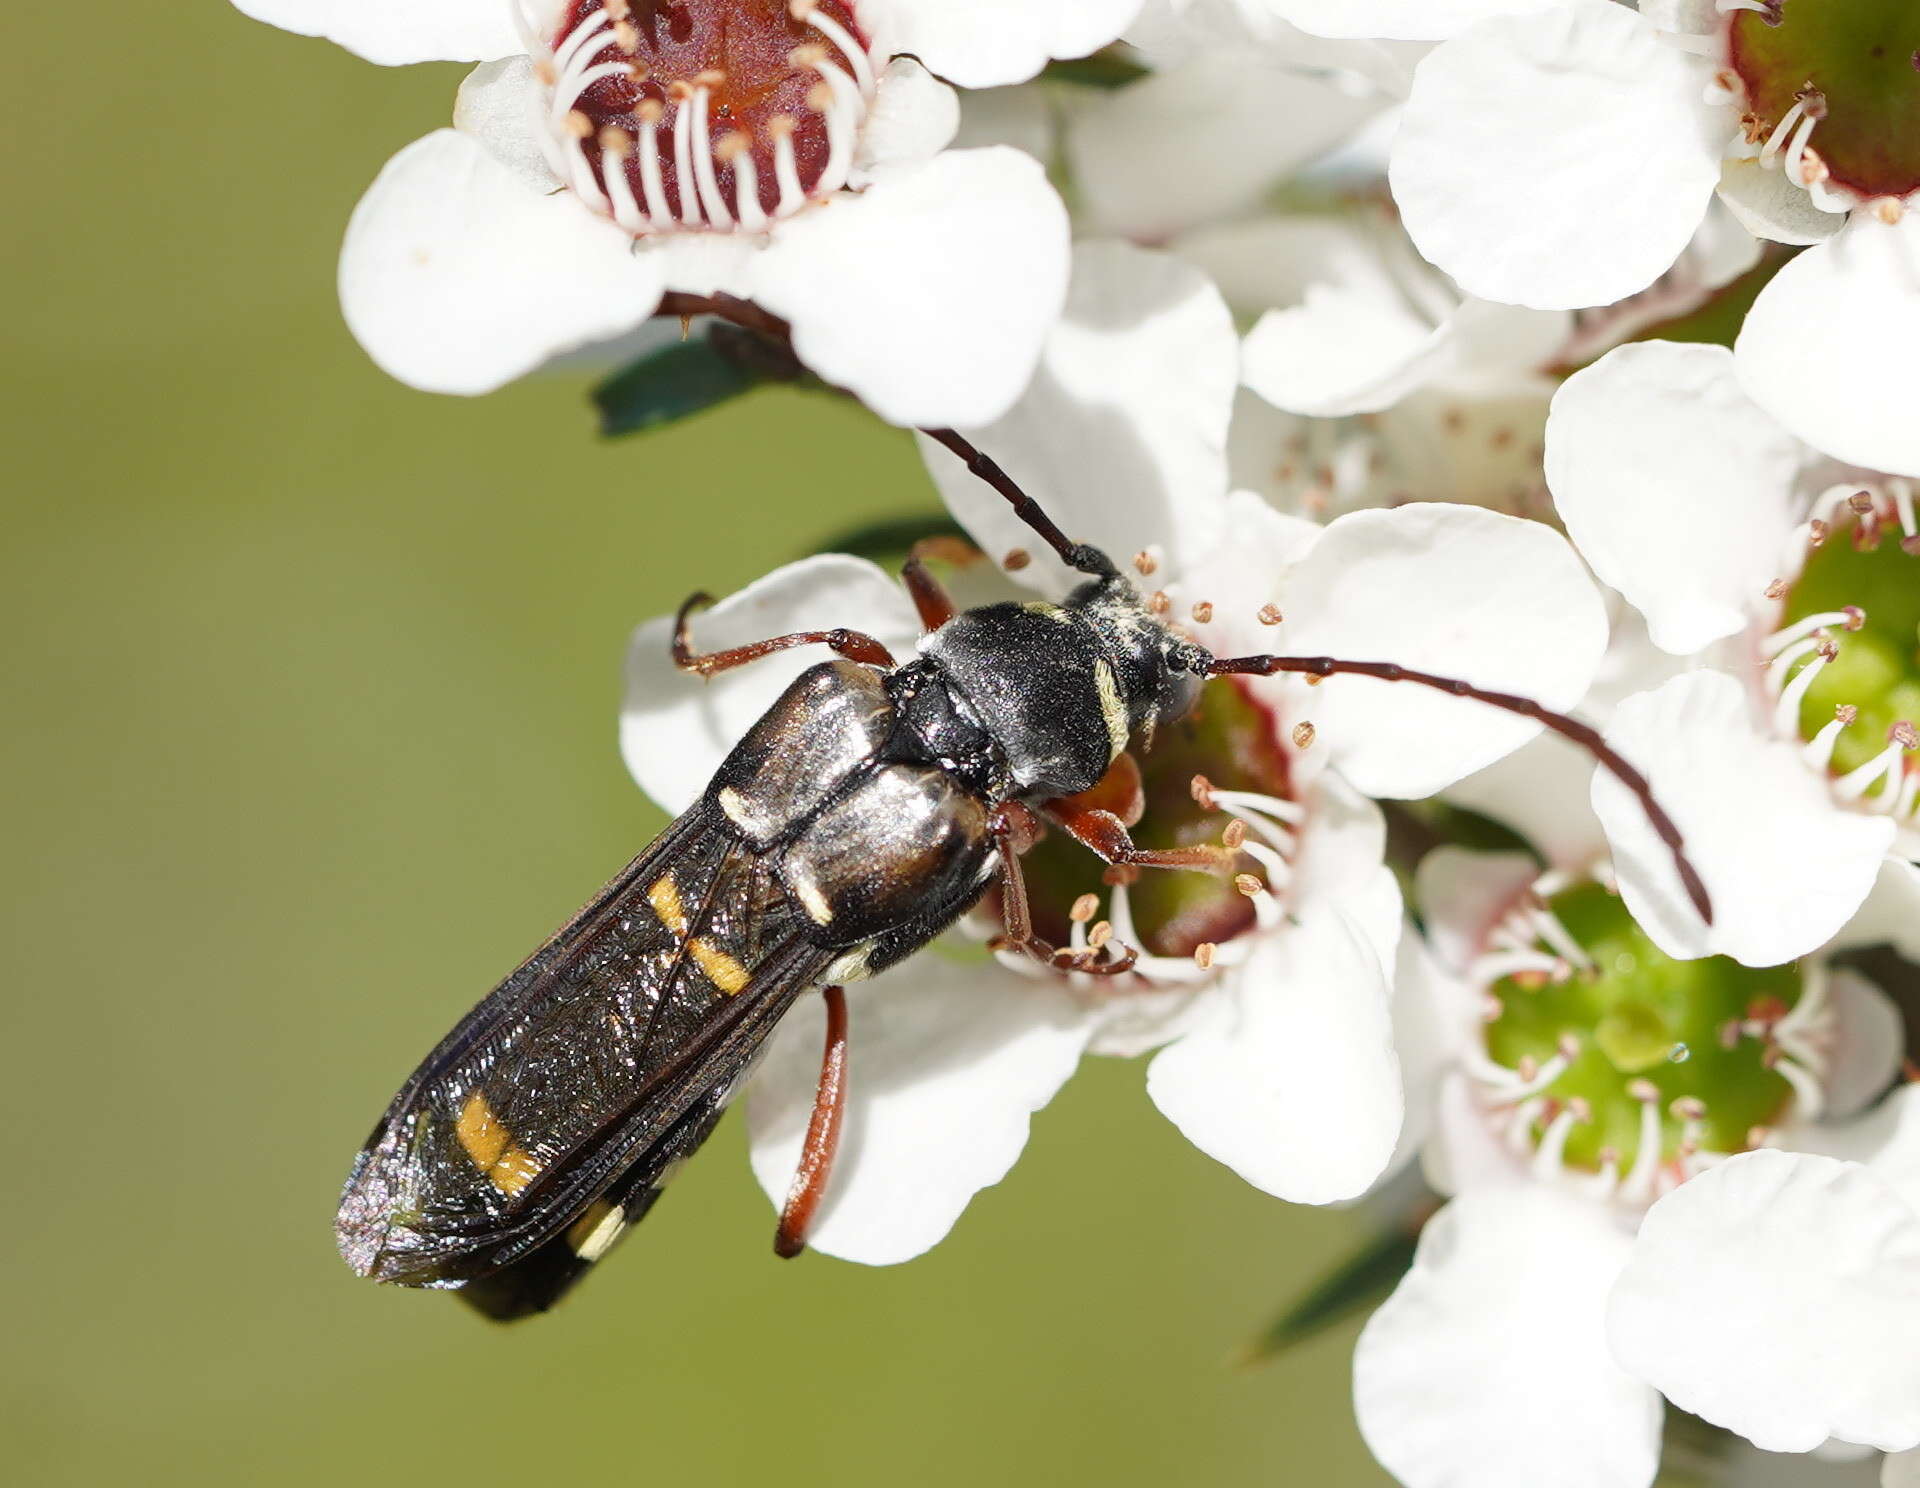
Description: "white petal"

(1382, 931), (1478, 1184)
(1545, 341), (1807, 655)
(1421, 1068), (1524, 1196)
(1717, 156), (1847, 248)
(1063, 54), (1382, 242)
(229, 0), (522, 64)
(918, 239), (1235, 582)
(1179, 490), (1324, 657)
(865, 0), (1143, 88)
(1291, 773), (1401, 967)
(1413, 847), (1539, 973)
(951, 84), (1055, 159)
(1888, 1450), (1920, 1488)
(1591, 670), (1894, 966)
(744, 959), (1091, 1264)
(339, 130), (664, 396)
(1736, 213), (1920, 478)
(1639, 0), (1721, 35)
(851, 57), (960, 184)
(1824, 970), (1904, 1124)
(1834, 859), (1920, 962)
(1274, 504), (1608, 798)
(1174, 215), (1381, 319)
(1444, 731), (1608, 872)
(1609, 1148), (1920, 1453)
(619, 556), (921, 816)
(657, 233), (761, 299)
(1242, 277), (1447, 419)
(1800, 1086), (1920, 1220)
(1391, 1), (1721, 309)
(1147, 903), (1402, 1203)
(1268, 0), (1569, 43)
(1355, 1185), (1660, 1488)
(1446, 602), (1692, 867)
(454, 58), (560, 192)
(751, 149), (1069, 428)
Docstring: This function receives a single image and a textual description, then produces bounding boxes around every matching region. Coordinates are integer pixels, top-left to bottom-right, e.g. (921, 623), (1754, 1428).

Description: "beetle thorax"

(920, 584), (1203, 800)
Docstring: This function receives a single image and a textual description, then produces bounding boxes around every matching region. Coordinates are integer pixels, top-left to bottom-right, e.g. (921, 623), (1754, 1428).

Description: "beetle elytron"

(336, 434), (1711, 1319)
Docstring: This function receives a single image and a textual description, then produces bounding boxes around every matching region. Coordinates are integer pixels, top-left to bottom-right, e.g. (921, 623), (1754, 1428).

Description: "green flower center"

(1019, 678), (1293, 961)
(1480, 881), (1806, 1175)
(1776, 493), (1920, 788)
(1727, 0), (1920, 202)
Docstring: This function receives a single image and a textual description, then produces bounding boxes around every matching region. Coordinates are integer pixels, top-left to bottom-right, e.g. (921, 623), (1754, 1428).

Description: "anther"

(1837, 703), (1860, 725)
(694, 68), (726, 86)
(1257, 604), (1284, 626)
(1190, 774), (1217, 809)
(1087, 921), (1113, 950)
(1842, 605), (1867, 630)
(1190, 601), (1214, 624)
(1221, 819), (1248, 850)
(1670, 1096), (1707, 1122)
(1233, 873), (1264, 898)
(1876, 198), (1907, 225)
(1291, 722), (1316, 750)
(565, 110), (595, 138)
(1149, 590), (1171, 615)
(1810, 519), (1830, 546)
(1069, 893), (1099, 924)
(1627, 1078), (1660, 1104)
(1894, 721), (1919, 750)
(1765, 578), (1789, 600)
(1003, 548), (1031, 572)
(1103, 864), (1140, 887)
(1850, 491), (1875, 515)
(1193, 942), (1217, 970)
(1132, 550), (1158, 576)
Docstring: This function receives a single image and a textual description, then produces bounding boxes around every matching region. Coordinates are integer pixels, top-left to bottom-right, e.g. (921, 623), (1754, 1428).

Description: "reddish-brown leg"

(990, 803), (1139, 976)
(672, 592), (896, 677)
(1043, 796), (1237, 875)
(900, 535), (979, 633)
(774, 985), (850, 1259)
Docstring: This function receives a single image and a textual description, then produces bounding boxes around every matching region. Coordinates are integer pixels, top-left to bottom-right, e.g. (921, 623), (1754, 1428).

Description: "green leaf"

(803, 512), (967, 567)
(1042, 48), (1150, 90)
(1240, 1227), (1419, 1365)
(593, 326), (815, 437)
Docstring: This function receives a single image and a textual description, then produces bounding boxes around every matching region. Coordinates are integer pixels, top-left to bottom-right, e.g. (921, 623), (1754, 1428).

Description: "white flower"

(1546, 338), (1919, 967)
(1376, 0), (1920, 478)
(231, 0), (1101, 425)
(612, 239), (1608, 1264)
(1355, 818), (1920, 1488)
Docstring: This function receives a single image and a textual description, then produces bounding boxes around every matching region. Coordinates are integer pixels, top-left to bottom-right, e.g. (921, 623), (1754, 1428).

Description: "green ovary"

(1782, 518), (1920, 777)
(1729, 0), (1920, 200)
(1483, 883), (1802, 1172)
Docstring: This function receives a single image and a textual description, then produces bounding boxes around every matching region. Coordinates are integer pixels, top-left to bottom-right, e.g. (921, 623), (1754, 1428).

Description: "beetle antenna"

(1205, 651), (1715, 927)
(922, 428), (1119, 580)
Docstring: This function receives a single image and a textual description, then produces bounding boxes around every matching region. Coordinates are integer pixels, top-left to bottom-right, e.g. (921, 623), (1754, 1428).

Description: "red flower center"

(540, 0), (872, 234)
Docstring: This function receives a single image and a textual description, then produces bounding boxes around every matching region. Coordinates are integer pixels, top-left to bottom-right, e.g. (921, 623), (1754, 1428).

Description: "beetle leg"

(1043, 798), (1238, 876)
(774, 985), (850, 1259)
(671, 592), (896, 676)
(989, 804), (1138, 977)
(900, 535), (978, 633)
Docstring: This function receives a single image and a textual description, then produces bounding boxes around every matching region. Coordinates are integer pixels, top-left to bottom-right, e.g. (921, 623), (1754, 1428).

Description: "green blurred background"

(1, 7), (1383, 1484)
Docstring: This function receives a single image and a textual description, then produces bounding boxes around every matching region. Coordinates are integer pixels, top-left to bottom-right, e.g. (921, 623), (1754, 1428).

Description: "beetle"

(335, 432), (1712, 1319)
